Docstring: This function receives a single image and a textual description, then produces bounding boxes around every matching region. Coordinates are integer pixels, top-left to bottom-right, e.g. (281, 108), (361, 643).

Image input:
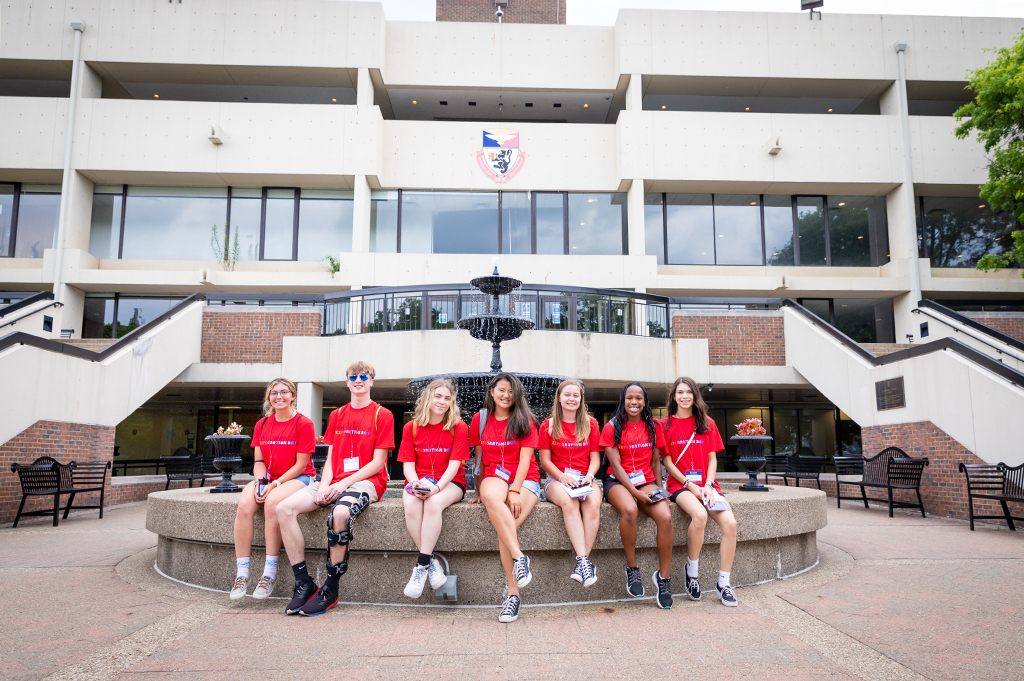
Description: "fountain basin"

(147, 484), (826, 605)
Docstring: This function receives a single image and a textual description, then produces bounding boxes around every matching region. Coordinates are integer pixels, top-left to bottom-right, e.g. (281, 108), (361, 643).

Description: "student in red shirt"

(468, 372), (538, 623)
(599, 382), (675, 609)
(538, 379), (601, 588)
(399, 378), (470, 599)
(276, 361), (395, 617)
(230, 378), (316, 601)
(662, 376), (739, 607)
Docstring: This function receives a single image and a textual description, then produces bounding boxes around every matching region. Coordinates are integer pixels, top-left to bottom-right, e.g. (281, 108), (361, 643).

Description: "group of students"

(229, 361), (739, 623)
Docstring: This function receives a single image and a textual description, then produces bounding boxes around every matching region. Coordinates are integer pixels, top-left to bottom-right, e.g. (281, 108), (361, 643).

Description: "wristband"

(509, 488), (521, 494)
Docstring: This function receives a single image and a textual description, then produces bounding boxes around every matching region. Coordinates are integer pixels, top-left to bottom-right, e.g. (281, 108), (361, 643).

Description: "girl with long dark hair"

(468, 372), (539, 622)
(599, 382), (675, 609)
(662, 376), (738, 606)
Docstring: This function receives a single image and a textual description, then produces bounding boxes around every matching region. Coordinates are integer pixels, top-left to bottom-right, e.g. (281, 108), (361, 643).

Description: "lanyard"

(673, 427), (698, 470)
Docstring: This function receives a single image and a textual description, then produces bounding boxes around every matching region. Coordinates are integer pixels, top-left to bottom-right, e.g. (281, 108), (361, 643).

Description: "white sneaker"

(404, 564), (429, 598)
(427, 557), (447, 590)
(252, 575), (275, 599)
(229, 576), (249, 600)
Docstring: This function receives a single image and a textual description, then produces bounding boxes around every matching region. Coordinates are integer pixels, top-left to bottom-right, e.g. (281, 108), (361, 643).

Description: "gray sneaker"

(229, 576), (249, 600)
(252, 575), (275, 599)
(427, 557), (447, 590)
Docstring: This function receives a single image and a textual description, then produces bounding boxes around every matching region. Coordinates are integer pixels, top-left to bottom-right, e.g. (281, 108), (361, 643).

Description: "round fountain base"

(147, 484), (826, 605)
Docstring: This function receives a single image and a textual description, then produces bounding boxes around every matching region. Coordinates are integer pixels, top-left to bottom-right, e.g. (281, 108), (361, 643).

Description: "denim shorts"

(515, 479), (541, 498)
(294, 474), (312, 486)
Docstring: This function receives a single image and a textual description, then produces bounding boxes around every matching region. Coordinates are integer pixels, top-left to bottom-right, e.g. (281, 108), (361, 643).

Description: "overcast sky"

(339, 0), (1024, 23)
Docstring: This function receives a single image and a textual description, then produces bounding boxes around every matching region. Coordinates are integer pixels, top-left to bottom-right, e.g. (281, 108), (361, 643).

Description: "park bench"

(763, 449), (825, 489)
(10, 456), (111, 527)
(160, 448), (219, 489)
(762, 454), (788, 485)
(958, 462), (1024, 531)
(833, 447), (929, 517)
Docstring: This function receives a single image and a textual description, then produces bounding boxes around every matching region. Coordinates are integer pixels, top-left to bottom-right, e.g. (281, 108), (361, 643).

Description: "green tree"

(955, 29), (1024, 276)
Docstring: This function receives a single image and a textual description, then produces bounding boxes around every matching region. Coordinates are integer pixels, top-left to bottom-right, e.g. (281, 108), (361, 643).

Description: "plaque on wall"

(875, 377), (906, 411)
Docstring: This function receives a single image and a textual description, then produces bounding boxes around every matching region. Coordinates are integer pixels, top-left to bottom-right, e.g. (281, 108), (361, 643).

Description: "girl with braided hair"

(599, 382), (675, 609)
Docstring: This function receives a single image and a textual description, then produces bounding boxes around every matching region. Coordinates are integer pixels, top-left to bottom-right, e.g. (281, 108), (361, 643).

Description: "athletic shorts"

(303, 479), (380, 505)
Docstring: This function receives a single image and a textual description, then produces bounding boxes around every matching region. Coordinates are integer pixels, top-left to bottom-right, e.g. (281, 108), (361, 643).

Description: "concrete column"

(351, 174), (371, 254)
(59, 284), (85, 338)
(626, 73), (643, 111)
(626, 180), (646, 257)
(356, 67), (373, 108)
(297, 383), (324, 435)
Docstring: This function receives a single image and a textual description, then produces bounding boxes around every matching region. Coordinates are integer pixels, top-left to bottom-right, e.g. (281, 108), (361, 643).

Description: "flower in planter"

(215, 422), (244, 436)
(315, 435), (325, 445)
(734, 418), (767, 436)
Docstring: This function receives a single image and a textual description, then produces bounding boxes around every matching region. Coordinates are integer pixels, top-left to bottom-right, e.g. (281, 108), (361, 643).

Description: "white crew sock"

(263, 555), (279, 580)
(235, 557), (250, 579)
(718, 570), (731, 588)
(686, 558), (699, 578)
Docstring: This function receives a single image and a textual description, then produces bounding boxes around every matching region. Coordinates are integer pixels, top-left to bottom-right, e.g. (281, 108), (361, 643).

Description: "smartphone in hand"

(647, 487), (668, 503)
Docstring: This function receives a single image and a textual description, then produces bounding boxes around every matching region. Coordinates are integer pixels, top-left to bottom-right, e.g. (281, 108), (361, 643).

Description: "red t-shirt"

(324, 401), (395, 499)
(251, 413), (316, 481)
(661, 416), (725, 495)
(537, 417), (602, 474)
(397, 420), (470, 488)
(468, 413), (540, 484)
(599, 419), (666, 486)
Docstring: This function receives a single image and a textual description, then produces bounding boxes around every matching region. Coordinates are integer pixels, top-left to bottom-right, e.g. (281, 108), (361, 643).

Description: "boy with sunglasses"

(276, 361), (395, 616)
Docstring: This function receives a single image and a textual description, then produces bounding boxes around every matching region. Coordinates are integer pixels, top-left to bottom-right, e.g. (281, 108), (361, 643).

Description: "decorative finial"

(492, 256), (499, 276)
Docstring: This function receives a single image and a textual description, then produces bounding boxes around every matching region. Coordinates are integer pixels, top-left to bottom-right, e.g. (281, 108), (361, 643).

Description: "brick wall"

(671, 311), (786, 365)
(201, 308), (321, 363)
(1, 421), (116, 524)
(437, 0), (565, 23)
(964, 313), (1024, 344)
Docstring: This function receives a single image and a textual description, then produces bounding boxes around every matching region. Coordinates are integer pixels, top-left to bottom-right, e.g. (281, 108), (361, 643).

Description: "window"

(400, 191), (498, 254)
(121, 187), (229, 261)
(798, 297), (895, 343)
(534, 192), (565, 254)
(567, 193), (627, 255)
(713, 195), (762, 265)
(917, 197), (1018, 268)
(297, 189), (353, 262)
(501, 192), (531, 255)
(644, 193), (665, 265)
(666, 194), (714, 265)
(828, 196), (888, 267)
(0, 183), (61, 259)
(229, 188), (262, 261)
(82, 294), (182, 338)
(88, 186), (124, 259)
(370, 190), (399, 253)
(764, 195), (795, 266)
(796, 196), (828, 265)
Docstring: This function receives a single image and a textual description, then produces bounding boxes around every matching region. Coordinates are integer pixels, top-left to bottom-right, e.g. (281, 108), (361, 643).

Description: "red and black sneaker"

(298, 583), (339, 616)
(285, 579), (317, 615)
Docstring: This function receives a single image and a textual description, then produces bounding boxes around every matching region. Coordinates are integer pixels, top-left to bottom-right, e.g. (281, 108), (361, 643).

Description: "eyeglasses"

(269, 390), (292, 397)
(348, 374), (371, 382)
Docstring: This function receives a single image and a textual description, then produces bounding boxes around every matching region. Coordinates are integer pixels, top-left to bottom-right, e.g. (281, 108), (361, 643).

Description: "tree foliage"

(955, 30), (1024, 275)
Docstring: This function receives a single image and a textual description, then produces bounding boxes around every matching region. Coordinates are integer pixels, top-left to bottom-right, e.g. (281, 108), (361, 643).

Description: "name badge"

(495, 465), (511, 482)
(343, 456), (360, 473)
(564, 468), (582, 481)
(686, 470), (703, 483)
(628, 470), (646, 486)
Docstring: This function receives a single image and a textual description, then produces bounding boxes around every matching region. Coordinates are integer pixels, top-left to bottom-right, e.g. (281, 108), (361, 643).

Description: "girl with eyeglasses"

(399, 378), (470, 599)
(230, 377), (316, 601)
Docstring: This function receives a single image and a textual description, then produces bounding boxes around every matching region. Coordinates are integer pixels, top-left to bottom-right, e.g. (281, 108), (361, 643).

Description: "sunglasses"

(348, 373), (371, 382)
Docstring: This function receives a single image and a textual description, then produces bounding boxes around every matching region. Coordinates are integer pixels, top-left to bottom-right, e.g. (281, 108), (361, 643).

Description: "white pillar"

(356, 67), (373, 108)
(351, 174), (371, 254)
(297, 383), (324, 436)
(626, 73), (643, 111)
(53, 20), (86, 304)
(892, 40), (923, 342)
(626, 180), (646, 258)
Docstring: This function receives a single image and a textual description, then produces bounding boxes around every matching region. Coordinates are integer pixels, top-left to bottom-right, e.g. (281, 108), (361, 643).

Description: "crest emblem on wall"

(477, 128), (525, 183)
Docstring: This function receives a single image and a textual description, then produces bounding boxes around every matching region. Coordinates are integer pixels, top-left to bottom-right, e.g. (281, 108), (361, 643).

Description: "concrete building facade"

(2, 1), (1023, 523)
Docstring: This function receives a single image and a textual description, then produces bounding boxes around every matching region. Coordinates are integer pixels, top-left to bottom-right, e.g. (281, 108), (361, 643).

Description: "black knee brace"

(325, 490), (370, 574)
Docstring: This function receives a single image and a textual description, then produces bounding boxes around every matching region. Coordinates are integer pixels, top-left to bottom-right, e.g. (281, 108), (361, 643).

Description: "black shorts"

(669, 488), (686, 503)
(452, 481), (467, 495)
(602, 477), (657, 503)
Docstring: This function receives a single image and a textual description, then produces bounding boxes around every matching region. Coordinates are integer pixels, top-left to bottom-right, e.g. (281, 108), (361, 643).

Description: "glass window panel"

(501, 191), (531, 254)
(0, 184), (14, 257)
(297, 189), (353, 261)
(541, 294), (570, 330)
(921, 197), (1018, 268)
(88, 189), (123, 259)
(772, 409), (799, 456)
(14, 186), (61, 258)
(802, 299), (831, 324)
(834, 298), (895, 344)
(535, 192), (565, 255)
(82, 296), (114, 339)
(370, 190), (399, 253)
(764, 195), (795, 266)
(666, 193), (714, 265)
(230, 188), (261, 262)
(567, 192), (626, 255)
(644, 192), (664, 265)
(263, 188), (296, 260)
(400, 191), (498, 254)
(713, 194), (762, 265)
(828, 196), (888, 267)
(121, 186), (227, 260)
(837, 410), (862, 457)
(800, 409), (836, 457)
(796, 196), (827, 265)
(115, 297), (179, 337)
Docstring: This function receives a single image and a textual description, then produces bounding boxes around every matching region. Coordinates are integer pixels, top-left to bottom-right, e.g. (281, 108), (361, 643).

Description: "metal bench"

(785, 448), (826, 490)
(834, 447), (929, 517)
(958, 462), (1024, 531)
(10, 457), (111, 527)
(160, 448), (219, 489)
(762, 454), (788, 485)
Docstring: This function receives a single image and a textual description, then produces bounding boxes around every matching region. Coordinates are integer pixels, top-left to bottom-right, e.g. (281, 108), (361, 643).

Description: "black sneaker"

(625, 565), (644, 597)
(716, 582), (738, 607)
(582, 557), (597, 588)
(298, 583), (339, 616)
(285, 579), (317, 615)
(513, 554), (532, 588)
(570, 556), (586, 584)
(684, 571), (701, 601)
(498, 594), (521, 623)
(653, 570), (673, 609)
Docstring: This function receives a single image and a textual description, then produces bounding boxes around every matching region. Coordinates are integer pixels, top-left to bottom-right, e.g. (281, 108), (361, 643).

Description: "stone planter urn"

(732, 435), (773, 492)
(205, 434), (250, 493)
(312, 443), (330, 481)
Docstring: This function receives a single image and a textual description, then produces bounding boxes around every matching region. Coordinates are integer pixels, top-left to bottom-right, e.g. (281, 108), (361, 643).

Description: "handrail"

(917, 300), (1024, 355)
(782, 299), (1024, 389)
(0, 294), (206, 362)
(0, 301), (63, 331)
(0, 291), (54, 319)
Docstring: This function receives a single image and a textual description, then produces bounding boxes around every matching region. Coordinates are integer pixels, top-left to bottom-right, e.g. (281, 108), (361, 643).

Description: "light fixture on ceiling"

(828, 108), (833, 112)
(838, 202), (845, 206)
(583, 103), (589, 108)
(745, 107), (750, 111)
(221, 406), (241, 410)
(154, 94), (159, 98)
(857, 236), (864, 239)
(662, 105), (667, 109)
(332, 98), (337, 102)
(750, 201), (756, 205)
(412, 100), (417, 104)
(978, 204), (985, 208)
